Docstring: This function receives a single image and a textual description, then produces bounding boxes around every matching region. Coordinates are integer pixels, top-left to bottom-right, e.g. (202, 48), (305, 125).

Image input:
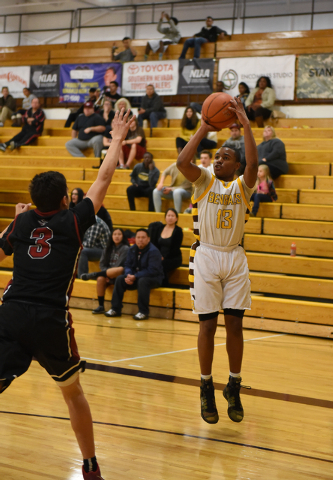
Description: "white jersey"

(198, 164), (214, 174)
(192, 168), (255, 248)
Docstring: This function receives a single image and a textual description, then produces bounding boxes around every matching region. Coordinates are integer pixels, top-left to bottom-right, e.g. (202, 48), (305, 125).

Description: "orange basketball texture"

(201, 92), (238, 130)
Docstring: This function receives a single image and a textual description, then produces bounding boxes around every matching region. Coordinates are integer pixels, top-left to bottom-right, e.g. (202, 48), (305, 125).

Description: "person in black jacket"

(70, 187), (113, 232)
(179, 16), (226, 59)
(0, 98), (45, 152)
(257, 125), (288, 179)
(64, 87), (97, 128)
(137, 85), (166, 129)
(127, 152), (160, 211)
(105, 229), (164, 320)
(148, 208), (183, 285)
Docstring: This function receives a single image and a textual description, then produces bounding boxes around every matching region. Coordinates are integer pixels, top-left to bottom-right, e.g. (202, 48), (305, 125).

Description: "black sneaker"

(81, 272), (98, 281)
(0, 143), (7, 152)
(223, 376), (250, 423)
(200, 377), (219, 424)
(92, 305), (105, 314)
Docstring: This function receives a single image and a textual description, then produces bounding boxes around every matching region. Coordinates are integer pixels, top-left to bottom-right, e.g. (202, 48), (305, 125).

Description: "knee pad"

(199, 311), (219, 321)
(223, 308), (244, 319)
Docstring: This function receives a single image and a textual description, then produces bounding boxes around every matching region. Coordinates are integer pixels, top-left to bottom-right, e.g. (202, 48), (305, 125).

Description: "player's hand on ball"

(200, 117), (221, 132)
(228, 97), (249, 126)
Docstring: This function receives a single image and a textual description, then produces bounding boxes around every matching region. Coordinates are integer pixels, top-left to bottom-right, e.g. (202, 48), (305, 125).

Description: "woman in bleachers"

(148, 208), (183, 286)
(70, 187), (112, 232)
(99, 97), (115, 125)
(114, 97), (132, 117)
(81, 228), (130, 314)
(176, 107), (200, 154)
(245, 76), (276, 127)
(257, 125), (288, 179)
(237, 82), (250, 108)
(117, 117), (146, 169)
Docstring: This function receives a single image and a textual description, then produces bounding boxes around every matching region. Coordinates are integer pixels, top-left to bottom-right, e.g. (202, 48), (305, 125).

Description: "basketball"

(201, 92), (238, 130)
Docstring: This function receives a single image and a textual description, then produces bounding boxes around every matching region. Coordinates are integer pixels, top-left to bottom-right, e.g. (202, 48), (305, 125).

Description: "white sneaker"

(133, 312), (148, 320)
(104, 308), (121, 317)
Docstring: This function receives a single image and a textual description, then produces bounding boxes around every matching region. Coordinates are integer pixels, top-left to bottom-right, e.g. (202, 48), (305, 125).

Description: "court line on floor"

(84, 362), (333, 409)
(1, 410), (332, 465)
(82, 333), (285, 365)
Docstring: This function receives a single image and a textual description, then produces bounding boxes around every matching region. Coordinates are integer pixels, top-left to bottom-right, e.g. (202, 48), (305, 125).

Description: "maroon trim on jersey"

(23, 133), (40, 145)
(6, 215), (18, 249)
(68, 311), (80, 361)
(73, 212), (82, 246)
(34, 208), (61, 217)
(2, 277), (13, 299)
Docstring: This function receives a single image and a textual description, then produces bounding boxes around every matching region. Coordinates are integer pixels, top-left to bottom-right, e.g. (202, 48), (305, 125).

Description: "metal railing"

(0, 0), (331, 45)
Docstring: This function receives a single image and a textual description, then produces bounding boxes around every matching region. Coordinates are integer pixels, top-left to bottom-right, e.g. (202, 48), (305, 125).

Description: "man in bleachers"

(65, 101), (105, 158)
(64, 87), (98, 128)
(137, 84), (166, 129)
(144, 12), (181, 61)
(78, 215), (111, 278)
(179, 16), (226, 59)
(126, 152), (160, 211)
(0, 98), (45, 152)
(11, 87), (36, 127)
(112, 37), (137, 62)
(105, 229), (164, 321)
(222, 123), (246, 176)
(0, 86), (16, 127)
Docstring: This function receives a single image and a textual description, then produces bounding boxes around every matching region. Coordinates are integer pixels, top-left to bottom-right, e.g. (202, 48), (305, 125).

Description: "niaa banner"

(218, 55), (296, 100)
(0, 67), (30, 98)
(122, 60), (179, 96)
(59, 63), (122, 103)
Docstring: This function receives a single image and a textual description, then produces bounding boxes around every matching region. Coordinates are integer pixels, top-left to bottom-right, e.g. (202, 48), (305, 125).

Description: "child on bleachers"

(250, 164), (277, 217)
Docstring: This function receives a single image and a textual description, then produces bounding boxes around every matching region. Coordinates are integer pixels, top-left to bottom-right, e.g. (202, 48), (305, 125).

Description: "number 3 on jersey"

(28, 227), (53, 259)
(216, 209), (233, 229)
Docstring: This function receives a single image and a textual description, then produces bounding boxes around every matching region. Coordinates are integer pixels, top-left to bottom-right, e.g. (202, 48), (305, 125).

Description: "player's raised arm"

(228, 97), (258, 188)
(86, 109), (135, 213)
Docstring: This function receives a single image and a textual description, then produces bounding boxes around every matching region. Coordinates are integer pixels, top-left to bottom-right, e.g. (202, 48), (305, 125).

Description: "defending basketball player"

(177, 96), (258, 424)
(0, 109), (135, 479)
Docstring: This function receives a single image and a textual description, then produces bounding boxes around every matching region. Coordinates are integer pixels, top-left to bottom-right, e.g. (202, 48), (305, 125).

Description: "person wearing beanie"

(222, 123), (246, 176)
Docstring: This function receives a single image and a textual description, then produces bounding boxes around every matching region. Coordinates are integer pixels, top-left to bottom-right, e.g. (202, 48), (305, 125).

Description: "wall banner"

(59, 63), (122, 103)
(297, 54), (333, 98)
(0, 66), (30, 98)
(122, 60), (179, 96)
(30, 65), (60, 97)
(177, 59), (214, 95)
(218, 55), (296, 100)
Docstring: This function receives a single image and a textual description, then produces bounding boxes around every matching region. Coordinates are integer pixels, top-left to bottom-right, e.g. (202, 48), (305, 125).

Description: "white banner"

(122, 60), (179, 96)
(0, 66), (31, 98)
(218, 55), (296, 100)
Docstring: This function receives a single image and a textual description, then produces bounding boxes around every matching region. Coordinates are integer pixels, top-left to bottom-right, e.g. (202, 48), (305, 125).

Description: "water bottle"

(290, 242), (296, 257)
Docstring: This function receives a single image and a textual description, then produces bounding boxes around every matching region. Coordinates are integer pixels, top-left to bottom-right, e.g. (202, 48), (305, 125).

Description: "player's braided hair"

(29, 171), (68, 212)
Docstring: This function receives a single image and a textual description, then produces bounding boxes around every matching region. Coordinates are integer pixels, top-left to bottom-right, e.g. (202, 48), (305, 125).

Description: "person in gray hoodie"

(222, 123), (246, 176)
(145, 12), (181, 60)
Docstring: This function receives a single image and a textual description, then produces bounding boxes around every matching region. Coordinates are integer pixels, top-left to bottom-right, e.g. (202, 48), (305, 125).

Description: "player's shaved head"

(30, 171), (68, 212)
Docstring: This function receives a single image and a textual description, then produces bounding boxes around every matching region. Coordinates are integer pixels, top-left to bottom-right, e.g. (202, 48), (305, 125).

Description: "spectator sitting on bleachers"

(237, 82), (250, 108)
(245, 76), (276, 128)
(114, 97), (133, 117)
(0, 86), (16, 127)
(70, 187), (113, 232)
(99, 97), (115, 125)
(112, 37), (137, 63)
(198, 150), (214, 173)
(0, 98), (45, 152)
(197, 130), (217, 155)
(179, 16), (226, 59)
(257, 125), (288, 179)
(148, 208), (183, 286)
(11, 87), (36, 127)
(137, 84), (166, 129)
(153, 161), (193, 213)
(190, 80), (224, 114)
(222, 123), (246, 176)
(127, 152), (160, 211)
(65, 101), (105, 158)
(64, 87), (97, 128)
(81, 228), (130, 314)
(105, 229), (164, 321)
(78, 215), (111, 278)
(250, 164), (278, 217)
(176, 107), (200, 154)
(145, 12), (181, 61)
(117, 117), (146, 169)
(104, 81), (121, 108)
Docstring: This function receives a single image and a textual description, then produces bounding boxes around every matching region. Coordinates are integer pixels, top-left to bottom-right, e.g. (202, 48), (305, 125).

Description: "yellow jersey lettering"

(224, 194), (229, 205)
(214, 193), (220, 204)
(208, 192), (214, 203)
(234, 193), (241, 204)
(228, 195), (234, 205)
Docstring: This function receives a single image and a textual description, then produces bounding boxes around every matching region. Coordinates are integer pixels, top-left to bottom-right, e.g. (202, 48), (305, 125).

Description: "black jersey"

(0, 198), (95, 309)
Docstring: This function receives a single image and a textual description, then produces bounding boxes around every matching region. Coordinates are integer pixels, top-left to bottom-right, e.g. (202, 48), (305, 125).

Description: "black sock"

(98, 296), (104, 307)
(83, 456), (98, 473)
(92, 270), (107, 279)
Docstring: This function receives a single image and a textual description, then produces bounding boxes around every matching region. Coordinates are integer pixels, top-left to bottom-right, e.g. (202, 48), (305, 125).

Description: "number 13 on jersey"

(216, 209), (233, 229)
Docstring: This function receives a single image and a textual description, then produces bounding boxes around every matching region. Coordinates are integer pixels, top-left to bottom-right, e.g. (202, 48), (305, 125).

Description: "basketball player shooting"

(177, 96), (258, 424)
(0, 109), (135, 479)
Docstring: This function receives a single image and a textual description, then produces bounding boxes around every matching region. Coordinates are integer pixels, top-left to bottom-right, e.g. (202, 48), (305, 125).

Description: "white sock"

(201, 374), (212, 381)
(229, 371), (241, 378)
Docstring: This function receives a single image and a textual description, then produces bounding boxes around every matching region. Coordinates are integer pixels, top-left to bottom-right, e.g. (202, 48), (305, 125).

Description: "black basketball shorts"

(0, 301), (85, 394)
